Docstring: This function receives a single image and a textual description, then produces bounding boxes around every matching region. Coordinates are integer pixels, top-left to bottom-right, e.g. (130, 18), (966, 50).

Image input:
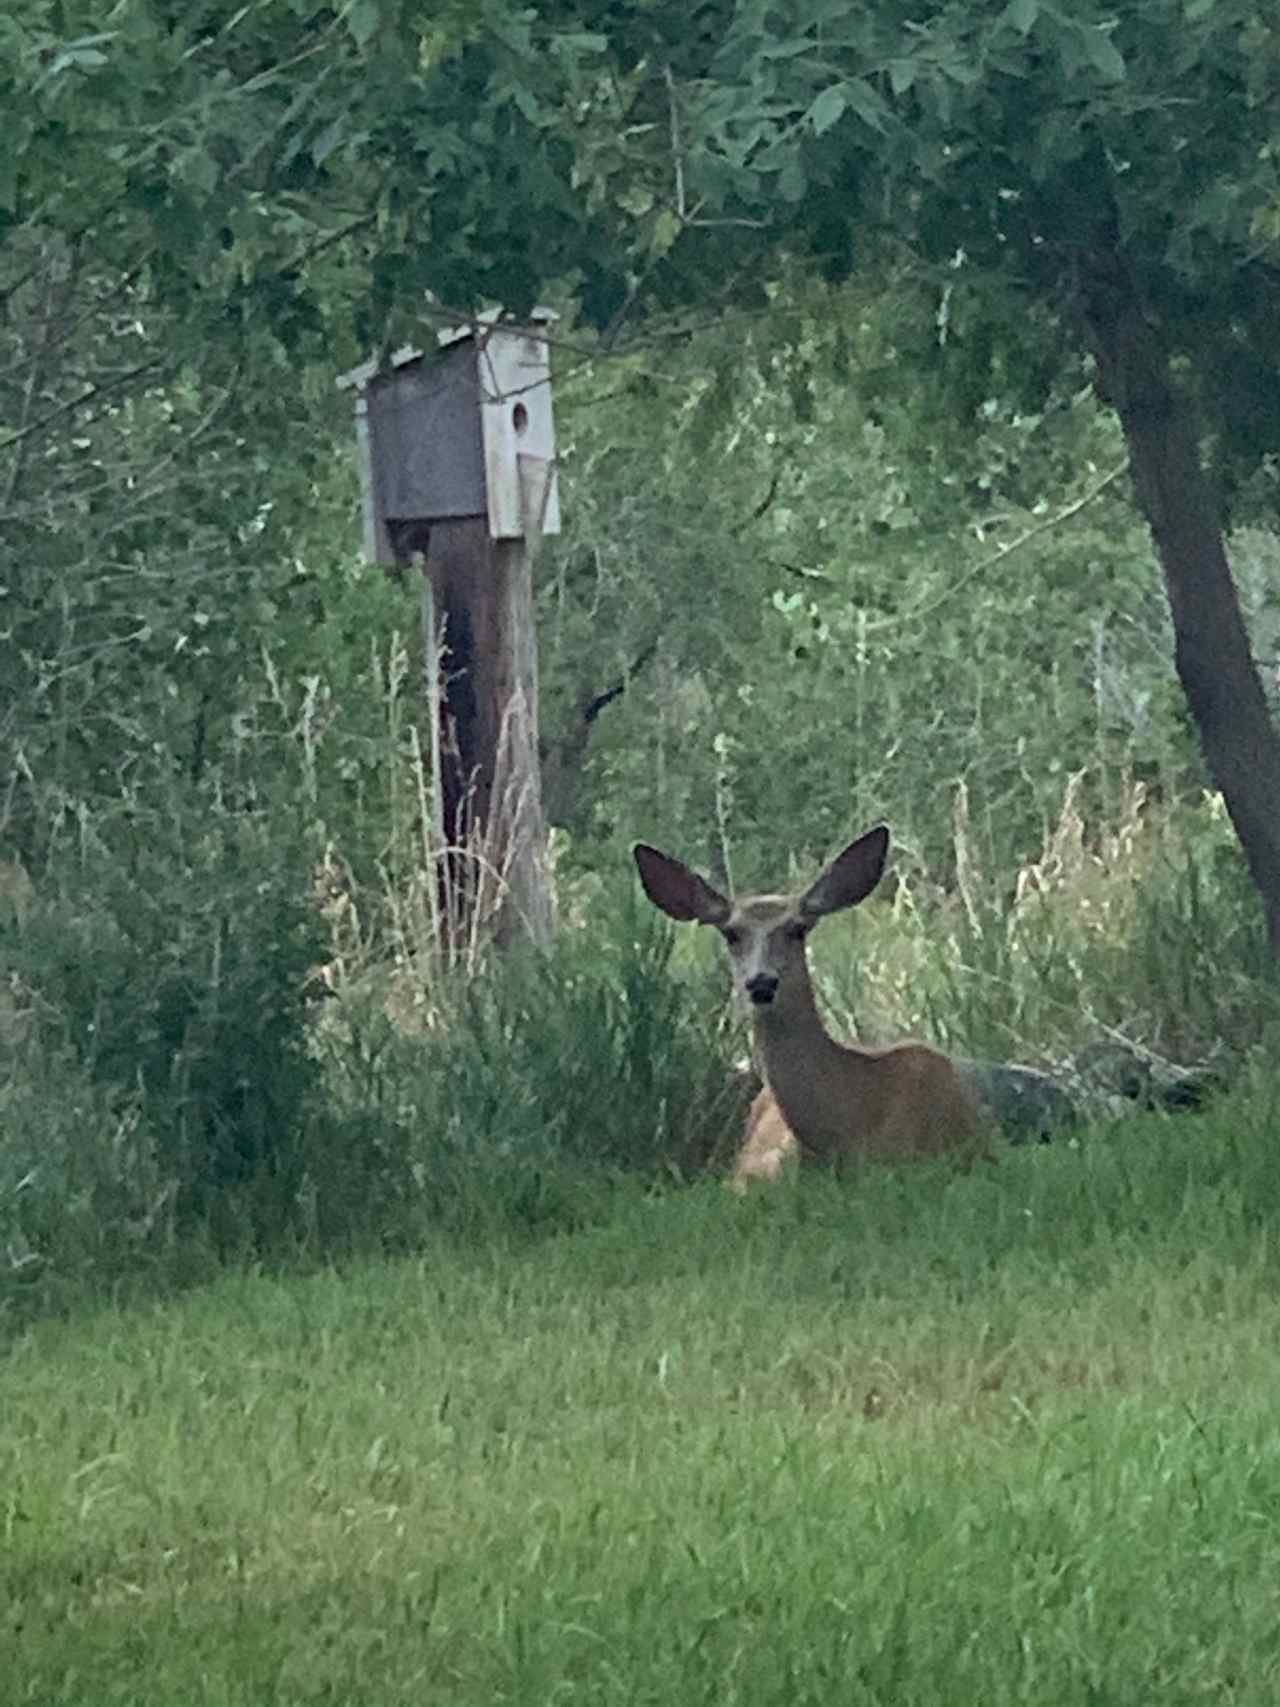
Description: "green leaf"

(778, 154), (807, 202)
(1081, 25), (1126, 82)
(809, 85), (847, 136)
(1004, 0), (1039, 36)
(617, 184), (656, 217)
(844, 78), (890, 134)
(760, 39), (817, 61)
(36, 37), (114, 89)
(310, 117), (348, 168)
(174, 147), (220, 199)
(650, 207), (682, 258)
(888, 60), (915, 97)
(554, 32), (608, 54)
(511, 83), (546, 126)
(345, 0), (379, 49)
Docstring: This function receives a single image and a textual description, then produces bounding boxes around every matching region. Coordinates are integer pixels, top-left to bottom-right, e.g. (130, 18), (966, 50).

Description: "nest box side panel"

(369, 343), (487, 529)
(478, 330), (561, 540)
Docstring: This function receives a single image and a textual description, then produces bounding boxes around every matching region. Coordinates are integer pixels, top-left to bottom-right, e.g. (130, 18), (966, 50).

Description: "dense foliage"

(3, 2), (1280, 1305)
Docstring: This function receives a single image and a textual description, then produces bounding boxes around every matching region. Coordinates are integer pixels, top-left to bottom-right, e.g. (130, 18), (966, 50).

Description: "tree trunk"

(423, 516), (553, 950)
(1084, 262), (1280, 954)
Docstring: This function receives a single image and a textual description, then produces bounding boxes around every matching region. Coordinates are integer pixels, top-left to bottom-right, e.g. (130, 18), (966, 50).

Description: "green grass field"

(7, 1089), (1280, 1705)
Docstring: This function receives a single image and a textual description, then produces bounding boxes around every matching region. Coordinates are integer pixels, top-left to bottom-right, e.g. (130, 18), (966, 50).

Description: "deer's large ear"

(799, 824), (890, 919)
(633, 845), (731, 926)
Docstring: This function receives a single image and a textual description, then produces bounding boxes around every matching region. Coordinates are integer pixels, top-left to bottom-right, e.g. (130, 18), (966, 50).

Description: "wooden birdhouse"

(336, 309), (560, 951)
(337, 309), (561, 569)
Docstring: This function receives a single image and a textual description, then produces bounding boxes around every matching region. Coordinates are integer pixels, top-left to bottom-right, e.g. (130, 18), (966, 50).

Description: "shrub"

(313, 880), (748, 1238)
(4, 810), (329, 1256)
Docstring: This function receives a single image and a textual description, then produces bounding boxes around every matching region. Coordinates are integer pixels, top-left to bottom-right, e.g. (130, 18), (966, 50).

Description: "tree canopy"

(8, 0), (1280, 933)
(9, 1), (1277, 423)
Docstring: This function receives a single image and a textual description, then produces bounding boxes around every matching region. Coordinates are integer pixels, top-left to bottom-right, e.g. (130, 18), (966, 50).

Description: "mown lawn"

(7, 1090), (1280, 1704)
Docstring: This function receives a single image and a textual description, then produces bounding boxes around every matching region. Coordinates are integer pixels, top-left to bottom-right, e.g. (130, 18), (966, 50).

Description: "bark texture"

(422, 517), (552, 949)
(1084, 261), (1280, 954)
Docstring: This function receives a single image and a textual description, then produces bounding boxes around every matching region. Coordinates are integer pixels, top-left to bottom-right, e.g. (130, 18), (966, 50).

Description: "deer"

(633, 823), (1078, 1189)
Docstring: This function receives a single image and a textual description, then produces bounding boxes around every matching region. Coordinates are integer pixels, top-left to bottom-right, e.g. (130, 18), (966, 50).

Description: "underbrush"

(807, 777), (1277, 1072)
(2, 775), (1276, 1331)
(0, 862), (744, 1325)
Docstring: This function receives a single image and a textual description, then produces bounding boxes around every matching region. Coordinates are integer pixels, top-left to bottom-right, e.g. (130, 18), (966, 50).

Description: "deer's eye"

(782, 920), (808, 942)
(722, 927), (742, 948)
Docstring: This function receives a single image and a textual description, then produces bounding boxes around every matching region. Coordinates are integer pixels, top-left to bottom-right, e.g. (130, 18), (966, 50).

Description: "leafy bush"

(313, 881), (748, 1242)
(799, 778), (1278, 1076)
(4, 808), (329, 1256)
(0, 1048), (177, 1314)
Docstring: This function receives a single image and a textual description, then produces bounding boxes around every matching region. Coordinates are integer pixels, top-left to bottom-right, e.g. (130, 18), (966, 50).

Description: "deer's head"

(633, 825), (889, 1012)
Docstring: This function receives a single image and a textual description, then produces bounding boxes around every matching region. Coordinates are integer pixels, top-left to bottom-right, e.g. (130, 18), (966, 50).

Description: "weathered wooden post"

(338, 312), (559, 948)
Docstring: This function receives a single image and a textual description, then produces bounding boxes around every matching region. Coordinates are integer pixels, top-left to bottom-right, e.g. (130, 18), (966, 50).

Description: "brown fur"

(731, 1087), (799, 1188)
(635, 827), (992, 1189)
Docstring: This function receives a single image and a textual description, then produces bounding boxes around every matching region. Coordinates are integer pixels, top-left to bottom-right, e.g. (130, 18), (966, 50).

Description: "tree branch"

(1, 246), (79, 513)
(581, 637), (660, 726)
(863, 462), (1129, 633)
(0, 355), (168, 456)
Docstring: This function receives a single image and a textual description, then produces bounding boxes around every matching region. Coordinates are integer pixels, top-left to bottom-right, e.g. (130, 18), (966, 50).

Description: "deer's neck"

(751, 975), (879, 1156)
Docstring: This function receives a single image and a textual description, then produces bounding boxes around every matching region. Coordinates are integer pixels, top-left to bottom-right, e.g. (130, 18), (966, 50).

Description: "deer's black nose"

(745, 973), (779, 1006)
